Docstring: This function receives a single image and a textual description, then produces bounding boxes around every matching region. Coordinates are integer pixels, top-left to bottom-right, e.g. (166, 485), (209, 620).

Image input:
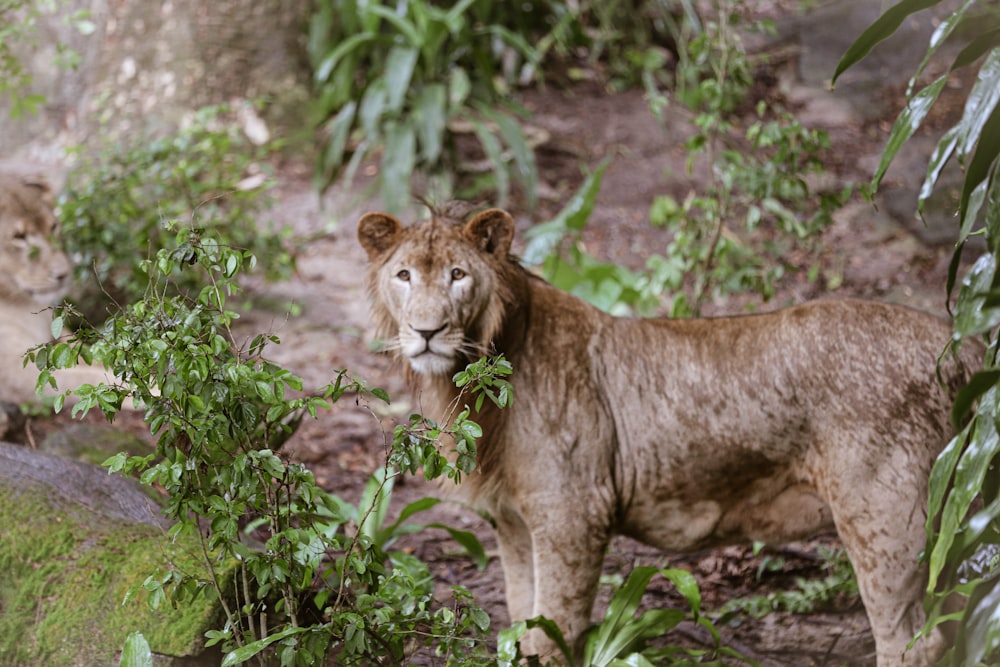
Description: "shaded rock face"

(0, 440), (165, 525)
(0, 0), (312, 161)
(0, 442), (225, 666)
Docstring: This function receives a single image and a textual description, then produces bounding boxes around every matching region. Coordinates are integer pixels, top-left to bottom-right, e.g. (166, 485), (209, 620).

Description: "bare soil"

(26, 55), (975, 667)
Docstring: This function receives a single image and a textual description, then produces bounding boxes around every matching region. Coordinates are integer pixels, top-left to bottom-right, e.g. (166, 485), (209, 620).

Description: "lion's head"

(357, 205), (517, 376)
(0, 173), (71, 305)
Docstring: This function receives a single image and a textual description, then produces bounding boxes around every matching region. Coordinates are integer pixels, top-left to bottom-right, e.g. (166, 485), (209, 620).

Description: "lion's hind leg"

(817, 456), (948, 667)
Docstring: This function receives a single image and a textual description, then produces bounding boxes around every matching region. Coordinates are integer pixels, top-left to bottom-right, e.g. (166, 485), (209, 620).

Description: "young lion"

(0, 173), (112, 406)
(358, 204), (977, 666)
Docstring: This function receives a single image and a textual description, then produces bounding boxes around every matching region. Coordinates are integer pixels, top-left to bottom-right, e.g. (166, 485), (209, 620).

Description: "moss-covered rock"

(0, 442), (230, 666)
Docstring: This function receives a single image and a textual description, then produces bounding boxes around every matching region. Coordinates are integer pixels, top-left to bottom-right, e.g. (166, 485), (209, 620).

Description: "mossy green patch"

(0, 486), (233, 666)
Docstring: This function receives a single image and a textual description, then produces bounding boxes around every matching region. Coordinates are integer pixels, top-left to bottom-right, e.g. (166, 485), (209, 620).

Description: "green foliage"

(119, 632), (153, 667)
(716, 547), (858, 620)
(57, 102), (294, 310)
(0, 0), (94, 118)
(307, 0), (540, 212)
(524, 4), (848, 317)
(835, 1), (1000, 663)
(498, 566), (757, 666)
(30, 230), (505, 666)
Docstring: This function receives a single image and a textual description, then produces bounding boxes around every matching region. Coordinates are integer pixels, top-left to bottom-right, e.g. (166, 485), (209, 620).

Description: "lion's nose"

(414, 325), (446, 342)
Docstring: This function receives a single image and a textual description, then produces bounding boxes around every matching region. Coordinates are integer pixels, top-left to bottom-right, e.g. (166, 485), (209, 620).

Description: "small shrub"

(31, 228), (507, 666)
(57, 102), (294, 313)
(308, 0), (541, 212)
(524, 4), (850, 317)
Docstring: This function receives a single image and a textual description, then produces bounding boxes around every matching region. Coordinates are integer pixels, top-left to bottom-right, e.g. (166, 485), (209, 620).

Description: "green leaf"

(380, 122), (416, 214)
(952, 28), (1000, 71)
(383, 46), (419, 113)
(221, 626), (310, 666)
(119, 631), (153, 667)
(497, 621), (527, 667)
(833, 0), (943, 85)
(313, 32), (376, 83)
(477, 104), (539, 209)
(584, 565), (660, 667)
(471, 117), (510, 207)
(522, 158), (611, 265)
(955, 48), (1000, 165)
(358, 80), (389, 141)
(427, 522), (490, 570)
(393, 496), (441, 526)
(919, 125), (959, 213)
(955, 254), (1000, 336)
(318, 101), (357, 185)
(661, 567), (702, 615)
(50, 314), (64, 339)
(952, 370), (1000, 428)
(449, 67), (471, 108)
(413, 84), (447, 164)
(959, 566), (1000, 664)
(872, 75), (947, 192)
(368, 5), (422, 48)
(928, 410), (1000, 591)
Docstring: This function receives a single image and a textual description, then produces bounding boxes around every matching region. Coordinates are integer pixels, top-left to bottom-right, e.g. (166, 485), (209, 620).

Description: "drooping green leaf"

(952, 370), (1000, 428)
(955, 48), (1000, 165)
(951, 28), (1000, 71)
(928, 409), (1000, 591)
(919, 125), (959, 213)
(955, 254), (1000, 336)
(833, 0), (943, 84)
(872, 75), (947, 192)
(313, 32), (376, 83)
(958, 574), (1000, 665)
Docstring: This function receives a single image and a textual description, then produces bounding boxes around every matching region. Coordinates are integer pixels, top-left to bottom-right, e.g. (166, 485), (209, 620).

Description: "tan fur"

(358, 204), (979, 667)
(0, 173), (112, 404)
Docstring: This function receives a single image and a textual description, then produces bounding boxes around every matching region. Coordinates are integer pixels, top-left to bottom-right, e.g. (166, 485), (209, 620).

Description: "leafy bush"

(307, 0), (541, 212)
(835, 1), (1000, 663)
(30, 229), (511, 666)
(523, 5), (849, 317)
(57, 103), (294, 312)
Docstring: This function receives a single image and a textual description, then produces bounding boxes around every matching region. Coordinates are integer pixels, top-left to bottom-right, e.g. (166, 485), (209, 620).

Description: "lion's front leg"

(495, 509), (535, 623)
(520, 518), (609, 663)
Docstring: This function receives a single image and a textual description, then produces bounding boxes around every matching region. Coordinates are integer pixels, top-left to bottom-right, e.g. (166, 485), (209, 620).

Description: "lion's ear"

(464, 208), (514, 257)
(357, 212), (403, 260)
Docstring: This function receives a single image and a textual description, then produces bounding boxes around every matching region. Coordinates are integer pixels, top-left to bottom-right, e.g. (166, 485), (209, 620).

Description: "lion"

(357, 203), (978, 667)
(0, 172), (113, 407)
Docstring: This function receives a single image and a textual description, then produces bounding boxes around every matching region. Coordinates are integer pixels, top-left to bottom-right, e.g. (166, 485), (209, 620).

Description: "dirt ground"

(24, 38), (977, 667)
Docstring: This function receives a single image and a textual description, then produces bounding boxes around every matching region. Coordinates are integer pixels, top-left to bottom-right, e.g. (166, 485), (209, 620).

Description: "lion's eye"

(396, 269), (411, 282)
(451, 268), (466, 281)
